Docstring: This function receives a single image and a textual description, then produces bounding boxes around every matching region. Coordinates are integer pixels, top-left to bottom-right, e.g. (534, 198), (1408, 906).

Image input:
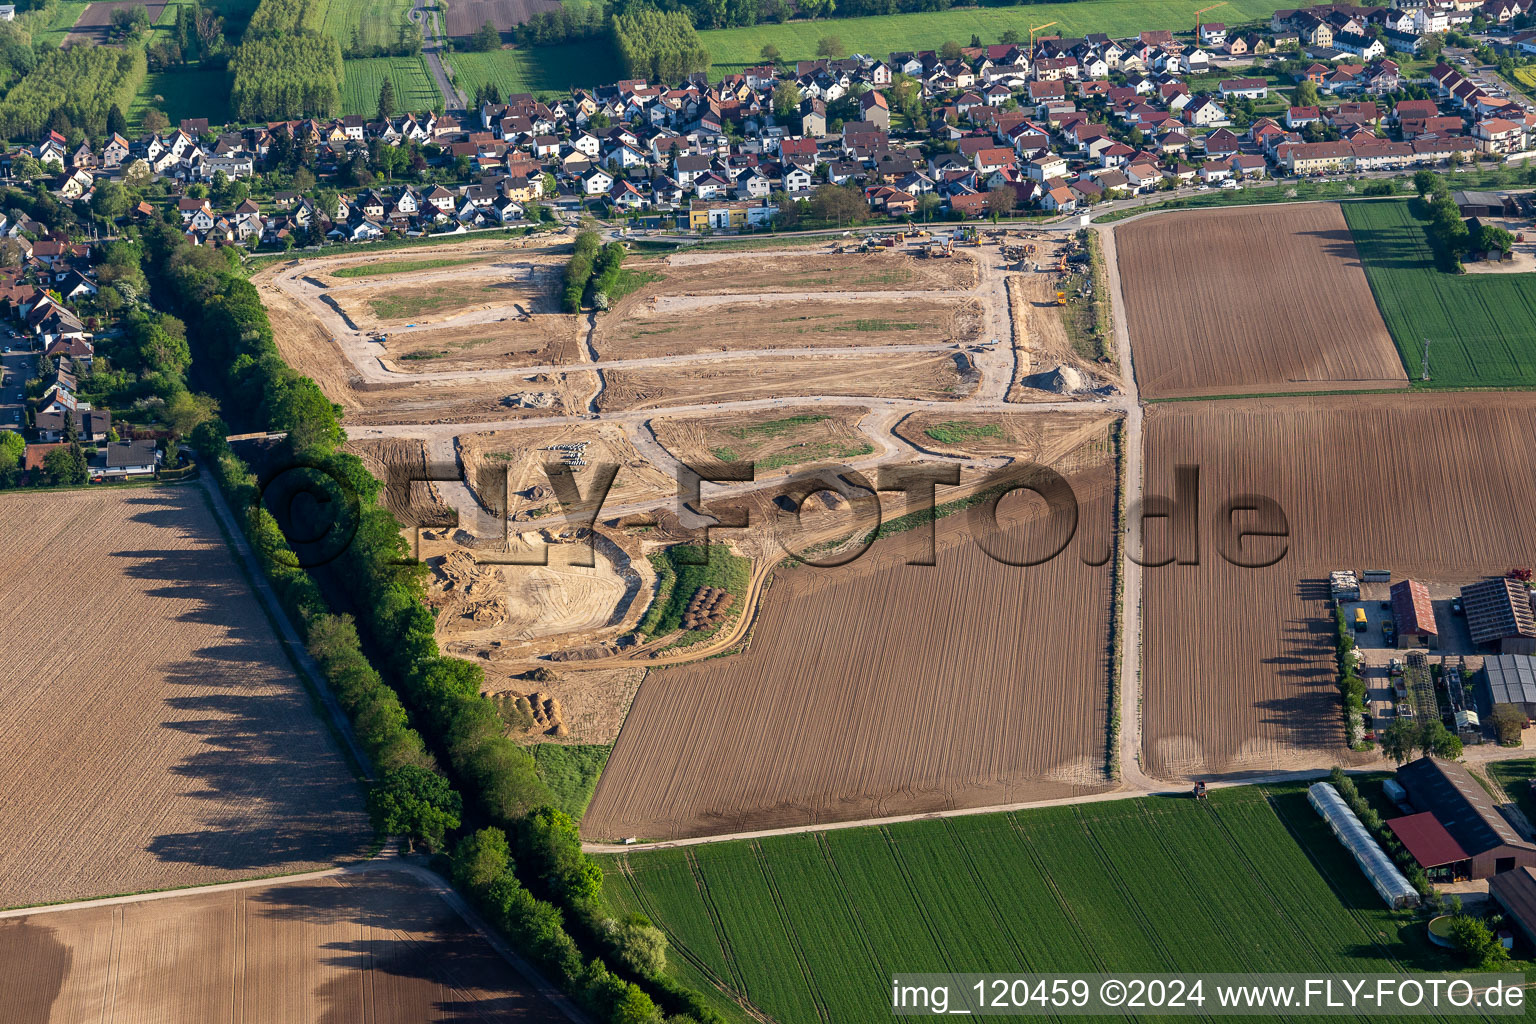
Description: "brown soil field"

(445, 0), (559, 36)
(460, 422), (674, 517)
(640, 248), (978, 297)
(334, 269), (553, 330)
(345, 437), (456, 525)
(1141, 393), (1536, 779)
(1115, 203), (1408, 398)
(594, 296), (980, 361)
(424, 538), (642, 656)
(0, 871), (566, 1023)
(486, 667), (647, 744)
(597, 351), (973, 412)
(64, 0), (169, 46)
(379, 316), (581, 372)
(0, 487), (369, 908)
(264, 270), (591, 424)
(650, 407), (875, 477)
(583, 427), (1119, 840)
(896, 409), (1119, 465)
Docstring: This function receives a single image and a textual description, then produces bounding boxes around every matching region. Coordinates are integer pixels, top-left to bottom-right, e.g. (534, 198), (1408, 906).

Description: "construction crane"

(1194, 1), (1227, 34)
(1029, 21), (1057, 48)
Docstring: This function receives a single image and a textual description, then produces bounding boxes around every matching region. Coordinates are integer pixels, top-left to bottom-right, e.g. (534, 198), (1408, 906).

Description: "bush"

(562, 230), (601, 312)
(1447, 914), (1509, 969)
(1491, 703), (1527, 745)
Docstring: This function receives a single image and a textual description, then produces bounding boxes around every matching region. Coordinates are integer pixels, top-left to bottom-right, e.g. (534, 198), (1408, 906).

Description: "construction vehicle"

(1055, 290), (1066, 305)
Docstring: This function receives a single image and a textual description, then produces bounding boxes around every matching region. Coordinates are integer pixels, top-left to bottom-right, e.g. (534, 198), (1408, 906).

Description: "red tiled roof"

(1391, 579), (1437, 637)
(1388, 812), (1469, 868)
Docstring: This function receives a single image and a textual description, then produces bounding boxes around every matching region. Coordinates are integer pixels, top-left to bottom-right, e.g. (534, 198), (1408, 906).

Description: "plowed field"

(584, 435), (1119, 840)
(0, 870), (566, 1022)
(1141, 394), (1536, 779)
(1115, 203), (1408, 398)
(0, 487), (369, 908)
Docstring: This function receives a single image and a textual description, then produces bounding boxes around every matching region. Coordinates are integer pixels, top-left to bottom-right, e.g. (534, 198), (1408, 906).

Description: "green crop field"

(313, 0), (416, 53)
(602, 786), (1492, 1024)
(445, 42), (619, 99)
(341, 55), (441, 116)
(1343, 198), (1536, 389)
(494, 0), (1278, 91)
(697, 0), (1279, 70)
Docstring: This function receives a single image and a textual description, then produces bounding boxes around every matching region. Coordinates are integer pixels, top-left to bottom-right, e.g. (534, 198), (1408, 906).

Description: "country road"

(412, 0), (463, 110)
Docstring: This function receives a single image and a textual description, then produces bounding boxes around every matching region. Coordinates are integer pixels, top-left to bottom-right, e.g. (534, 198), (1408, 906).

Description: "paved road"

(0, 343), (31, 432)
(412, 0), (464, 110)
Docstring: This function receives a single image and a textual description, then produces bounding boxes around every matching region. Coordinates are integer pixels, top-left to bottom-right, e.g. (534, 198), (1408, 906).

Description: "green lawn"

(1486, 758), (1536, 828)
(445, 42), (620, 99)
(532, 743), (611, 820)
(698, 0), (1279, 70)
(34, 0), (91, 47)
(341, 55), (442, 116)
(602, 786), (1482, 1024)
(131, 67), (234, 129)
(1343, 197), (1536, 389)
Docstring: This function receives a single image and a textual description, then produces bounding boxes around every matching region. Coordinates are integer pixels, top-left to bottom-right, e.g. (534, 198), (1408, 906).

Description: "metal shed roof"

(1397, 755), (1532, 856)
(1387, 812), (1468, 868)
(1461, 577), (1536, 646)
(1485, 654), (1536, 707)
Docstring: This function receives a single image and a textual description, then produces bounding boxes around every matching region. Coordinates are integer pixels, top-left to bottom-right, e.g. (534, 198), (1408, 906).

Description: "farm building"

(1307, 782), (1420, 908)
(1482, 654), (1536, 719)
(1490, 867), (1536, 947)
(1395, 756), (1536, 879)
(1452, 190), (1513, 218)
(1390, 579), (1438, 648)
(1386, 811), (1469, 882)
(1461, 577), (1536, 654)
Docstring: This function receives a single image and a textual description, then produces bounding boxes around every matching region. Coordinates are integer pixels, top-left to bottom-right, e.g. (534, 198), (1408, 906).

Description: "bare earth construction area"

(583, 423), (1119, 841)
(0, 487), (369, 908)
(1116, 203), (1408, 399)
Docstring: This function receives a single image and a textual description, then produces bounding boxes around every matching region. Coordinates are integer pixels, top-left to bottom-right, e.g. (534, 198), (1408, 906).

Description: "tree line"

(231, 0), (343, 120)
(611, 7), (709, 84)
(0, 45), (144, 141)
(560, 230), (629, 311)
(1412, 170), (1513, 271)
(139, 214), (722, 1024)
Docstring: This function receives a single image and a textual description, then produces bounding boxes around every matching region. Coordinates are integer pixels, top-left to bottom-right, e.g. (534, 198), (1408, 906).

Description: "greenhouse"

(1308, 781), (1421, 910)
